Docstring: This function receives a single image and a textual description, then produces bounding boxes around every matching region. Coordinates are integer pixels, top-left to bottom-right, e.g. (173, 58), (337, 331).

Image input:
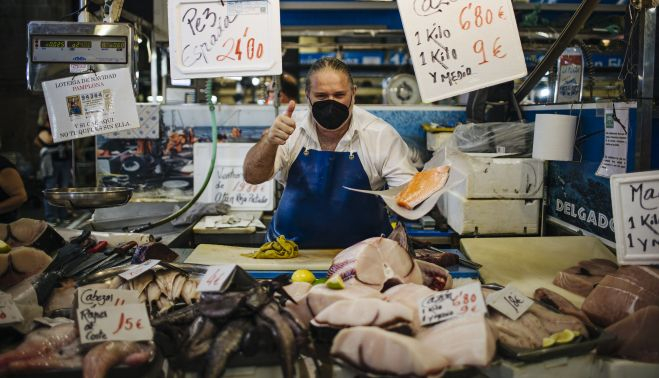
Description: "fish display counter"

(1, 218), (658, 378)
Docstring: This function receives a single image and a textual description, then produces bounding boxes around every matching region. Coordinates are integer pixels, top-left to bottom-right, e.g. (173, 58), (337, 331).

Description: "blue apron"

(266, 148), (392, 248)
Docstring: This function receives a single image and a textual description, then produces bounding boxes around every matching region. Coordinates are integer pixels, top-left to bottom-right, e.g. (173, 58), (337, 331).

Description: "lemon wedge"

(326, 275), (345, 290)
(542, 337), (556, 348)
(554, 329), (577, 344)
(0, 240), (10, 254)
(291, 269), (316, 284)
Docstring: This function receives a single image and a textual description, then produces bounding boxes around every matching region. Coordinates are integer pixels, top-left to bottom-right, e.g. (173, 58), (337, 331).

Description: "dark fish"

(185, 317), (217, 360)
(258, 302), (296, 378)
(204, 318), (250, 378)
(151, 303), (199, 326)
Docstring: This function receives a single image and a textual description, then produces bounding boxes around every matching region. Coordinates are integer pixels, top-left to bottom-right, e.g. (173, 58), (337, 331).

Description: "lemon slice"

(326, 275), (345, 290)
(312, 278), (328, 285)
(0, 240), (10, 254)
(542, 336), (556, 348)
(291, 269), (316, 284)
(554, 329), (577, 344)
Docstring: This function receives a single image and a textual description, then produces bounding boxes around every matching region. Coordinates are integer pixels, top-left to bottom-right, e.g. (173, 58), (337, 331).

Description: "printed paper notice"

(596, 107), (629, 178)
(42, 67), (139, 143)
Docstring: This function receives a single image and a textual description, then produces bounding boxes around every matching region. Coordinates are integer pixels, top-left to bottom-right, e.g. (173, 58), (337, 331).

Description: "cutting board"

(461, 236), (616, 307)
(185, 244), (341, 271)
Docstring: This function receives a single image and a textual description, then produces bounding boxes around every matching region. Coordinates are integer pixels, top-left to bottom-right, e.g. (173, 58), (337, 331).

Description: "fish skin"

(0, 323), (77, 372)
(82, 341), (154, 378)
(155, 270), (180, 298)
(171, 274), (187, 301)
(258, 302), (296, 378)
(204, 318), (250, 378)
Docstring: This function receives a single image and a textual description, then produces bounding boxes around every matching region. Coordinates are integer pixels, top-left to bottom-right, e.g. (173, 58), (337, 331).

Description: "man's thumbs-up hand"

(266, 100), (297, 146)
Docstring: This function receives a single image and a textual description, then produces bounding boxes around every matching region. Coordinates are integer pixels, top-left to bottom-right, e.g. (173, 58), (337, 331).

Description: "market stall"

(1, 0), (658, 377)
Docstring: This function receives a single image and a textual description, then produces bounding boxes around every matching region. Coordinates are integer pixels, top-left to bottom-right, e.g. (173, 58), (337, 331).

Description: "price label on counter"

(419, 282), (487, 326)
(76, 288), (140, 310)
(485, 285), (532, 320)
(77, 303), (152, 344)
(119, 259), (160, 281)
(197, 264), (237, 292)
(397, 0), (527, 102)
(0, 294), (24, 325)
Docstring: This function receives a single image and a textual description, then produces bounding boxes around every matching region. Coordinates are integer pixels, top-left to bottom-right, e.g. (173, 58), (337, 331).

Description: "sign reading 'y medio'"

(397, 0), (527, 103)
(168, 0), (282, 79)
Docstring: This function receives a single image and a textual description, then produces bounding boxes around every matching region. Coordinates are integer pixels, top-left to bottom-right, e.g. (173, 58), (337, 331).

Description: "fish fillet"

(0, 324), (78, 372)
(418, 314), (497, 367)
(395, 165), (450, 210)
(312, 298), (413, 331)
(331, 326), (448, 377)
(306, 284), (383, 319)
(383, 283), (436, 332)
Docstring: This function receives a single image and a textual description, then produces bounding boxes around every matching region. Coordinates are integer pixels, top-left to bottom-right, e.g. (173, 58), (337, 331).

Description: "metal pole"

(635, 7), (656, 171)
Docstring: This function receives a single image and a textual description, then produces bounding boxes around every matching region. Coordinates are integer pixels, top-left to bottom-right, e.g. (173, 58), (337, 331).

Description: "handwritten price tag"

(397, 0), (526, 102)
(485, 285), (533, 320)
(76, 288), (140, 310)
(419, 282), (487, 326)
(119, 259), (160, 281)
(197, 264), (237, 292)
(0, 294), (24, 325)
(77, 303), (152, 344)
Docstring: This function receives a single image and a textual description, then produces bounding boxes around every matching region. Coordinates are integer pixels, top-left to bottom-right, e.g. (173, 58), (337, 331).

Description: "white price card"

(419, 282), (487, 326)
(77, 303), (153, 344)
(42, 67), (140, 143)
(77, 288), (140, 310)
(396, 0), (527, 102)
(0, 294), (24, 325)
(197, 264), (237, 292)
(485, 285), (533, 320)
(168, 0), (282, 79)
(119, 259), (161, 281)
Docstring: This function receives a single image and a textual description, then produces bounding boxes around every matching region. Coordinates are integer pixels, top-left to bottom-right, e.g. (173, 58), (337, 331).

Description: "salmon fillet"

(395, 165), (450, 210)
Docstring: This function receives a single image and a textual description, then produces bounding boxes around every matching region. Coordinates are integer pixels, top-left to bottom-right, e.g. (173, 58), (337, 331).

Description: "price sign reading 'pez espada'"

(168, 0), (283, 79)
(397, 0), (527, 103)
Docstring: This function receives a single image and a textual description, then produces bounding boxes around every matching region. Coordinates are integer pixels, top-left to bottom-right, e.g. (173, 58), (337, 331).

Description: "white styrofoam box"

(439, 190), (540, 235)
(451, 153), (544, 199)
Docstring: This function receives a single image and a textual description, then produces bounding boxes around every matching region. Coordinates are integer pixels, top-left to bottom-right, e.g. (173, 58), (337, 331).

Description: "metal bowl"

(44, 187), (133, 209)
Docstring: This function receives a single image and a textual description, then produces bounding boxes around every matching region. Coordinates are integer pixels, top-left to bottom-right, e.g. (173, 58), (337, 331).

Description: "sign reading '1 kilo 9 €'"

(397, 0), (527, 103)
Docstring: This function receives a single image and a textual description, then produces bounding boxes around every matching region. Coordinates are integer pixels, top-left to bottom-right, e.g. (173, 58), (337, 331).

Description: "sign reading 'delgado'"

(168, 0), (283, 79)
(611, 170), (659, 265)
(42, 68), (140, 143)
(397, 0), (527, 102)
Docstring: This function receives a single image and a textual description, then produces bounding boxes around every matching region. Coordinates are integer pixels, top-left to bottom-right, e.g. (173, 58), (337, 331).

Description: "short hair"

(280, 73), (299, 102)
(305, 57), (354, 93)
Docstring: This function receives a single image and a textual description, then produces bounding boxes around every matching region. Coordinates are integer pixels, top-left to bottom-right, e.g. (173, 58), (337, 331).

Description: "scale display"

(32, 35), (128, 64)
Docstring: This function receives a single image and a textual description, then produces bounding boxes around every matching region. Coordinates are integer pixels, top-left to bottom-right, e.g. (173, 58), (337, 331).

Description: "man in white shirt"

(244, 57), (416, 248)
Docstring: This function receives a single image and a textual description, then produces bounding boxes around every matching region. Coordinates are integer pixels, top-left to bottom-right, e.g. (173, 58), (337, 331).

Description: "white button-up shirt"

(273, 105), (417, 190)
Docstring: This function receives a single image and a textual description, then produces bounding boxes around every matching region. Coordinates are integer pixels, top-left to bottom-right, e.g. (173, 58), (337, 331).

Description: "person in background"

(267, 72), (299, 105)
(34, 105), (72, 224)
(244, 57), (416, 248)
(0, 149), (28, 223)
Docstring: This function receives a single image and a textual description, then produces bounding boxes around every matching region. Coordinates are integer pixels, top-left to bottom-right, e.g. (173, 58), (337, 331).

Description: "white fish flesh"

(331, 326), (448, 377)
(312, 298), (413, 331)
(328, 237), (422, 292)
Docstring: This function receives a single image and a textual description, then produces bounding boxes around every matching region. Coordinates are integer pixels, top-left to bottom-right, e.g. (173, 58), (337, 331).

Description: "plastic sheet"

(448, 122), (534, 155)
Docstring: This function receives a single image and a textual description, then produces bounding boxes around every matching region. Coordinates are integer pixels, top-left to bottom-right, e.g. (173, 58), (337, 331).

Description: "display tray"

(484, 284), (615, 363)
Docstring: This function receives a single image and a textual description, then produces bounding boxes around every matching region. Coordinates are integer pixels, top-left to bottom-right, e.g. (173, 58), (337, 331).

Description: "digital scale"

(27, 21), (136, 92)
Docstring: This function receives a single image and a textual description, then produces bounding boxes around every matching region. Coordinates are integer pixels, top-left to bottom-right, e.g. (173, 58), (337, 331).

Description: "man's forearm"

(0, 194), (27, 214)
(243, 137), (278, 184)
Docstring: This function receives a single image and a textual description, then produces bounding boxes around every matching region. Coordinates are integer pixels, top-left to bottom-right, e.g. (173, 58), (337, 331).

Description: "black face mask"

(310, 98), (350, 130)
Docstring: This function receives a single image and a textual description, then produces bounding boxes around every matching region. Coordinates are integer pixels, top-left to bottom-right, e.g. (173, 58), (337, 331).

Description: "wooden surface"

(461, 236), (616, 307)
(186, 244), (341, 271)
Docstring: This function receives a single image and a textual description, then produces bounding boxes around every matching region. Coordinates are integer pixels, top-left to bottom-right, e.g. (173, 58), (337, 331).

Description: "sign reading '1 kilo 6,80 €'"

(168, 0), (282, 79)
(397, 0), (527, 103)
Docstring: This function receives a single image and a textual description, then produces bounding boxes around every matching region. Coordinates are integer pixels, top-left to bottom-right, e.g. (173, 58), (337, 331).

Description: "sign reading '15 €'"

(168, 0), (283, 79)
(397, 0), (527, 103)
